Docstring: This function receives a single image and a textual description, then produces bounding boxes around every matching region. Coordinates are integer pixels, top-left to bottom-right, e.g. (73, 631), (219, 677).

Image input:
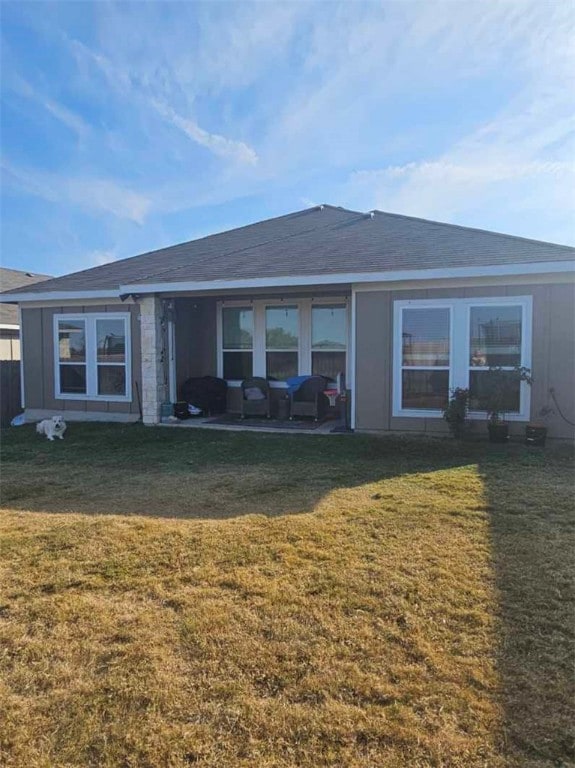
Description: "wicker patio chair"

(289, 375), (330, 421)
(240, 377), (271, 419)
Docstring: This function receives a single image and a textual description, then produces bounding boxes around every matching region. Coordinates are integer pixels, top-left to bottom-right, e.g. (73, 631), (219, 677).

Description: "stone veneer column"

(140, 296), (167, 425)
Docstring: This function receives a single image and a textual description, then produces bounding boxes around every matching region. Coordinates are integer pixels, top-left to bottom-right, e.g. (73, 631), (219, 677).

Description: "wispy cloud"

(152, 102), (258, 165)
(70, 36), (258, 165)
(340, 1), (575, 241)
(8, 75), (89, 139)
(2, 160), (152, 224)
(351, 157), (575, 210)
(347, 80), (575, 230)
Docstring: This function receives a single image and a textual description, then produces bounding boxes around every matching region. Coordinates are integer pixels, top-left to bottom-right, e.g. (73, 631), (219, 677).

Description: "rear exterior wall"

(354, 282), (575, 440)
(21, 304), (141, 420)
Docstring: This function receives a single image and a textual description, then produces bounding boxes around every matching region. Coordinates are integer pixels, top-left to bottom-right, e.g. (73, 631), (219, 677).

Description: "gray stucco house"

(1, 205), (574, 438)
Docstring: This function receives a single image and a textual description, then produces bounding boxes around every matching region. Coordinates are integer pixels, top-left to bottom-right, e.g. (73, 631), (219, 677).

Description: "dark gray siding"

(174, 298), (217, 397)
(355, 283), (575, 440)
(21, 304), (141, 415)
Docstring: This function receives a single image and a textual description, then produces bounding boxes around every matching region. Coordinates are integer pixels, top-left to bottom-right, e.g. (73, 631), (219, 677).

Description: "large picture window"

(54, 314), (131, 401)
(217, 298), (349, 384)
(393, 297), (532, 419)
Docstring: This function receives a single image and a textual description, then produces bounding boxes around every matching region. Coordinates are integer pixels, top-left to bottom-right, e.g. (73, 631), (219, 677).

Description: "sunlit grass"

(0, 425), (573, 767)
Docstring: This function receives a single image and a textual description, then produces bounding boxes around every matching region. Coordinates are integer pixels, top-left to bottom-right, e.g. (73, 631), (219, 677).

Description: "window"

(468, 305), (523, 412)
(222, 307), (253, 380)
(217, 298), (349, 384)
(96, 319), (127, 396)
(54, 314), (131, 400)
(393, 297), (531, 419)
(265, 305), (298, 380)
(311, 304), (347, 380)
(400, 307), (450, 410)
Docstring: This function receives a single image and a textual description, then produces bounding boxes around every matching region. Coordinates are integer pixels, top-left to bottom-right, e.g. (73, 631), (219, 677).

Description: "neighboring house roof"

(0, 268), (52, 323)
(1, 206), (574, 298)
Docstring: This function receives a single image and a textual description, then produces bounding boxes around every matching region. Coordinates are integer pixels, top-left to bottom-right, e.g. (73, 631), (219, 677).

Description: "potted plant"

(480, 366), (533, 443)
(525, 405), (553, 447)
(443, 387), (470, 439)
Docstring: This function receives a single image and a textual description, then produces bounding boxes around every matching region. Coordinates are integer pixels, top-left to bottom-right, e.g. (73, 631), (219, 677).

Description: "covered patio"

(145, 287), (353, 430)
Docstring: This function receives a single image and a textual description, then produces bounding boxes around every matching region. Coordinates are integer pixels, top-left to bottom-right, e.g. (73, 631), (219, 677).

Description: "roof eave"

(0, 289), (122, 303)
(0, 259), (573, 303)
(119, 259), (575, 295)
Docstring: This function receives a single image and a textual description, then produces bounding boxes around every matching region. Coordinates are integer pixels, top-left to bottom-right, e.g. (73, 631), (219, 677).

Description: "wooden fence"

(1, 361), (22, 426)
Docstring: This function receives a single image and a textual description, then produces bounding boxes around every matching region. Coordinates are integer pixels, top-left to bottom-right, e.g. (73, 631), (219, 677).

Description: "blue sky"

(1, 0), (573, 277)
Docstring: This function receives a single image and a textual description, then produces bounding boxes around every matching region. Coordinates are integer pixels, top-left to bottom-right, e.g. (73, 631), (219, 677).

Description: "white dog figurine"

(36, 415), (67, 441)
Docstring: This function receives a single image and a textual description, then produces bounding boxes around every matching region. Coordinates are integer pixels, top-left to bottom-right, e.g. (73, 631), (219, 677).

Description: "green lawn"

(0, 424), (573, 767)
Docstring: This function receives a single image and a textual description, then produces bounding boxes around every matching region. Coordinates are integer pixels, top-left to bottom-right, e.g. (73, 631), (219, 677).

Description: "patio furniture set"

(176, 374), (344, 422)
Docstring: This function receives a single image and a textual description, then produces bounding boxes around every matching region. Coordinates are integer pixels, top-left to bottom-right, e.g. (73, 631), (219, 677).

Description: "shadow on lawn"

(478, 451), (575, 766)
(1, 424), (573, 764)
(0, 423), (481, 519)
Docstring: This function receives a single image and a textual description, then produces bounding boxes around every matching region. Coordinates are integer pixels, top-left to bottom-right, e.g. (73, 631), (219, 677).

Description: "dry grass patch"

(0, 425), (573, 767)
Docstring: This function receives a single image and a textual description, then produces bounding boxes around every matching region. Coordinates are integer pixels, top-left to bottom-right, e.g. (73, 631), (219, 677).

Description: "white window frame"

(393, 296), (532, 420)
(53, 313), (132, 402)
(217, 297), (350, 388)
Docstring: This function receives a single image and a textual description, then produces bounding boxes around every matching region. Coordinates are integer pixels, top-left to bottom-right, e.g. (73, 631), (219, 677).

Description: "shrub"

(443, 388), (470, 438)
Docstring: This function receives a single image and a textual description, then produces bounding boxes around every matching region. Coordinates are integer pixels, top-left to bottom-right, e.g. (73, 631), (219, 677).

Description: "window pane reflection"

(402, 309), (450, 366)
(402, 370), (449, 410)
(58, 321), (86, 361)
(267, 351), (298, 380)
(223, 308), (253, 349)
(97, 319), (126, 363)
(312, 305), (346, 350)
(469, 370), (520, 413)
(266, 307), (298, 349)
(97, 365), (126, 396)
(223, 351), (253, 379)
(60, 364), (86, 394)
(469, 306), (522, 367)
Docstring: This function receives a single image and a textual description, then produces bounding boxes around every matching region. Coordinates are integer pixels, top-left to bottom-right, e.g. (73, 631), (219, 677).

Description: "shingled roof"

(2, 206), (573, 298)
(0, 268), (52, 322)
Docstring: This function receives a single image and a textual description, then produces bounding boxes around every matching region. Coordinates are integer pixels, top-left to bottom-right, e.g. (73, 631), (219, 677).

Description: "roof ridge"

(371, 210), (575, 251)
(126, 208), (365, 285)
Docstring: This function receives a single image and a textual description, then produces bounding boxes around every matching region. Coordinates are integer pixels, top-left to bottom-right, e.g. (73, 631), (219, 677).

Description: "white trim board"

(351, 271), (575, 292)
(0, 289), (122, 303)
(24, 408), (139, 424)
(20, 298), (136, 309)
(119, 260), (575, 295)
(350, 288), (357, 430)
(0, 323), (20, 330)
(18, 306), (25, 409)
